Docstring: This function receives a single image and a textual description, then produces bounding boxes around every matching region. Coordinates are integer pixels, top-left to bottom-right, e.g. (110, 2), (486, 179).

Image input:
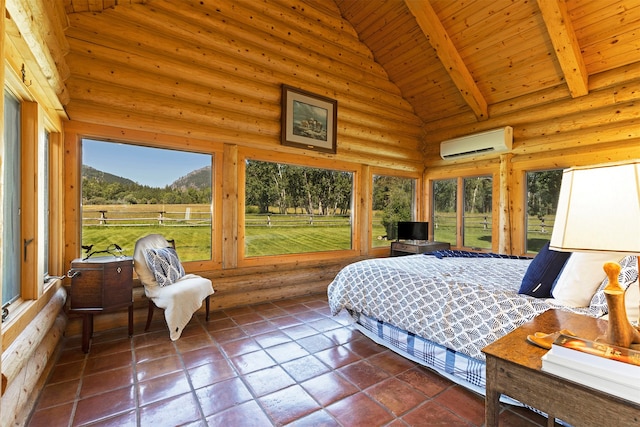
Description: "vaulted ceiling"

(54, 0), (640, 136)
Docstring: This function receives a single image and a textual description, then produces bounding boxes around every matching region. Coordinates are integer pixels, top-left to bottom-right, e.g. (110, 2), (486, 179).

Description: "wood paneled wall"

(61, 0), (426, 334)
(422, 63), (640, 166)
(62, 0), (424, 170)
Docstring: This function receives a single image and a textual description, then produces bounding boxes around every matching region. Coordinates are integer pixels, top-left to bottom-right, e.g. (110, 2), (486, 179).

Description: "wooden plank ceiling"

(59, 0), (640, 131)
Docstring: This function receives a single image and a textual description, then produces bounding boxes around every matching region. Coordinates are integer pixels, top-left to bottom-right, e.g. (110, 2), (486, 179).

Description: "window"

(372, 175), (416, 246)
(81, 140), (213, 262)
(526, 169), (563, 253)
(2, 90), (21, 305)
(432, 175), (493, 249)
(244, 160), (353, 256)
(463, 176), (492, 249)
(43, 130), (50, 279)
(432, 178), (457, 245)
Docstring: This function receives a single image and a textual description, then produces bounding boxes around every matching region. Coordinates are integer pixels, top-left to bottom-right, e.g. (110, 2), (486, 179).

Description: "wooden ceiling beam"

(404, 0), (488, 121)
(537, 0), (589, 97)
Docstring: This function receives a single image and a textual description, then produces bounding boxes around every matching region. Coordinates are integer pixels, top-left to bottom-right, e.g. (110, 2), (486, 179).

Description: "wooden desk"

(68, 256), (134, 353)
(482, 309), (640, 427)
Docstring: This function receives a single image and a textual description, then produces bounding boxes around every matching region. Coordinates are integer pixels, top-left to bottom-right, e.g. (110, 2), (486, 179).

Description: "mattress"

(351, 310), (488, 395)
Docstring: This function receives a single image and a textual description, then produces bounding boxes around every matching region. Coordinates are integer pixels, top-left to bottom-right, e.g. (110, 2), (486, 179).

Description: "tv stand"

(391, 240), (450, 257)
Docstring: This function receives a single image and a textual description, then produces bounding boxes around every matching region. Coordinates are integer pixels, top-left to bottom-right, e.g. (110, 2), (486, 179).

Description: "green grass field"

(82, 205), (551, 260)
(432, 213), (554, 253)
(82, 226), (212, 261)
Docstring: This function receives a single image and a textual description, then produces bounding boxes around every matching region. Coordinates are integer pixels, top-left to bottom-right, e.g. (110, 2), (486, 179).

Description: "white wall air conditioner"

(440, 126), (513, 160)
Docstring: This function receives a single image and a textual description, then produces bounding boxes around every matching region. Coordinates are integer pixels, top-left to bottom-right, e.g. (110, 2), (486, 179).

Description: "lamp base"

(602, 262), (640, 349)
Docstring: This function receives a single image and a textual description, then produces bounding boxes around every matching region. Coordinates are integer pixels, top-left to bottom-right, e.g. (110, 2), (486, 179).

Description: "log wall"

(62, 0), (424, 170)
(5, 0), (640, 425)
(1, 287), (67, 427)
(61, 0), (425, 336)
(421, 65), (640, 254)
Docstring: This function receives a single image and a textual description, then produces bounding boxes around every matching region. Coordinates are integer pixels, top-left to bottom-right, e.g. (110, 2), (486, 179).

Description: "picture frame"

(281, 84), (337, 154)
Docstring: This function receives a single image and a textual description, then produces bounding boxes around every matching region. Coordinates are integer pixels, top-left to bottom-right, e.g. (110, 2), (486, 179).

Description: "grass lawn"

(81, 205), (551, 260)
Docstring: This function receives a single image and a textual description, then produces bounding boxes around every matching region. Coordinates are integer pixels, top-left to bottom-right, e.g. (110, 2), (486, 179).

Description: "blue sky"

(82, 139), (211, 187)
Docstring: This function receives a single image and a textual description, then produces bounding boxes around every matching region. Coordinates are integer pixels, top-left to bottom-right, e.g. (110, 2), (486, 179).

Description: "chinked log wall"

(62, 0), (424, 335)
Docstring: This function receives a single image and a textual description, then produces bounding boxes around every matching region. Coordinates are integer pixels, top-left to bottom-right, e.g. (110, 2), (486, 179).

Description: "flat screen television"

(397, 221), (429, 241)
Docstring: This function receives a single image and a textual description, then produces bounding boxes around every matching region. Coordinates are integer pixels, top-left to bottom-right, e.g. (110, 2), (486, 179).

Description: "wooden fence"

(82, 208), (211, 227)
(83, 209), (351, 228)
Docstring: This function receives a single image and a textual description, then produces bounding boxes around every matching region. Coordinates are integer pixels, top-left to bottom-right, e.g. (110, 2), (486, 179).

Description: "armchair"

(133, 234), (214, 340)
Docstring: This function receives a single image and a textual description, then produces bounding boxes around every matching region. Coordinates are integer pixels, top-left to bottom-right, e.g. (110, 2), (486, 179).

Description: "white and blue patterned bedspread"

(328, 254), (597, 360)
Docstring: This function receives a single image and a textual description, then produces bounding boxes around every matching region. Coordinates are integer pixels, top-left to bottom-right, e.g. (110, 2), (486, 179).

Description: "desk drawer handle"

(117, 267), (122, 274)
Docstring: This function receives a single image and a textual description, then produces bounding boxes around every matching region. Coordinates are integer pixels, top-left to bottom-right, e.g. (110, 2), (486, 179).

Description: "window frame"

(522, 167), (565, 255)
(3, 89), (23, 306)
(462, 174), (493, 250)
(369, 167), (421, 254)
(1, 79), (64, 340)
(431, 177), (458, 247)
(427, 165), (499, 252)
(238, 148), (361, 267)
(78, 137), (218, 271)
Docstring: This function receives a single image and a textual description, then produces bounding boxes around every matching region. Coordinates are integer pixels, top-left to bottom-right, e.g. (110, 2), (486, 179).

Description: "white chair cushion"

(151, 274), (214, 341)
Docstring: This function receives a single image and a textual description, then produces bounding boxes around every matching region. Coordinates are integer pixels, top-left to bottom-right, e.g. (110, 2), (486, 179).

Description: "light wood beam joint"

(404, 0), (488, 121)
(537, 0), (589, 98)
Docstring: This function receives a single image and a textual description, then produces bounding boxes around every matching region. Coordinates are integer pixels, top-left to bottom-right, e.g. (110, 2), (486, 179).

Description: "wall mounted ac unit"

(440, 126), (513, 160)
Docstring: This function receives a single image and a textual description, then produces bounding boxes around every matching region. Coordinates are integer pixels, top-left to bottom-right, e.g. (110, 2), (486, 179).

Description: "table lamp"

(549, 160), (640, 348)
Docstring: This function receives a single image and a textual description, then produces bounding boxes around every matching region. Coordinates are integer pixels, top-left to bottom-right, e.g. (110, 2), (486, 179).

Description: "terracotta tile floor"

(27, 294), (552, 426)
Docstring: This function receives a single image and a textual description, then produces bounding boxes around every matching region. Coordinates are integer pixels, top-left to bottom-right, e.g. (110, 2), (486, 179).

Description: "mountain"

(82, 165), (138, 186)
(170, 166), (211, 191)
(81, 164), (211, 190)
(81, 164), (211, 205)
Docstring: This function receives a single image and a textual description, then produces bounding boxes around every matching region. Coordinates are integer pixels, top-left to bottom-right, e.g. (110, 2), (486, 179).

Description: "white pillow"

(588, 255), (639, 321)
(551, 252), (626, 307)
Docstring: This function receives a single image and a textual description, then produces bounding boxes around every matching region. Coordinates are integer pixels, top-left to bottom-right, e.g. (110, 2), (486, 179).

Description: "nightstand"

(68, 256), (134, 352)
(390, 240), (450, 256)
(482, 309), (640, 427)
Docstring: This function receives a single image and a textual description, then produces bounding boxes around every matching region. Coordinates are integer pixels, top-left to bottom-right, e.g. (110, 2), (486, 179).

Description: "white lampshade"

(549, 160), (640, 254)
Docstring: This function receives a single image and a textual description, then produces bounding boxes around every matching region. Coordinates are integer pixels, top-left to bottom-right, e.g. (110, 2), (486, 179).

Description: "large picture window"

(526, 169), (563, 253)
(42, 130), (50, 279)
(432, 178), (457, 245)
(3, 91), (21, 305)
(244, 160), (353, 256)
(372, 175), (416, 246)
(463, 176), (492, 249)
(432, 175), (493, 249)
(81, 140), (213, 262)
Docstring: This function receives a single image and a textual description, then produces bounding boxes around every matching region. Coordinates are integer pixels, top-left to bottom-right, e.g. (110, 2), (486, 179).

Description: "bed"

(327, 250), (639, 398)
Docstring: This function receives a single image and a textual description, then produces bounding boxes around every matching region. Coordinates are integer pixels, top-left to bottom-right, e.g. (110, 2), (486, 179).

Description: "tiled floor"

(27, 294), (552, 426)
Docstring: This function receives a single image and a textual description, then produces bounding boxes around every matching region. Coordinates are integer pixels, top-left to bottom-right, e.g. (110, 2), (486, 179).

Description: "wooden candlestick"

(602, 262), (640, 349)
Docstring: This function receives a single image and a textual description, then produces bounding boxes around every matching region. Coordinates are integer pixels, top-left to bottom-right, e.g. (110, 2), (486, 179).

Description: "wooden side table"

(482, 309), (640, 427)
(68, 256), (134, 353)
(390, 240), (450, 256)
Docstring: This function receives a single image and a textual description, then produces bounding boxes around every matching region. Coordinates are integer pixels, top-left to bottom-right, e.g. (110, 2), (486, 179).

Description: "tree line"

(245, 160), (352, 215)
(432, 170), (562, 219)
(82, 165), (211, 205)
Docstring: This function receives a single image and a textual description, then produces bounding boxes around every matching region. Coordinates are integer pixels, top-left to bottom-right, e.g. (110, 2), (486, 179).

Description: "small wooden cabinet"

(390, 240), (450, 256)
(68, 256), (134, 352)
